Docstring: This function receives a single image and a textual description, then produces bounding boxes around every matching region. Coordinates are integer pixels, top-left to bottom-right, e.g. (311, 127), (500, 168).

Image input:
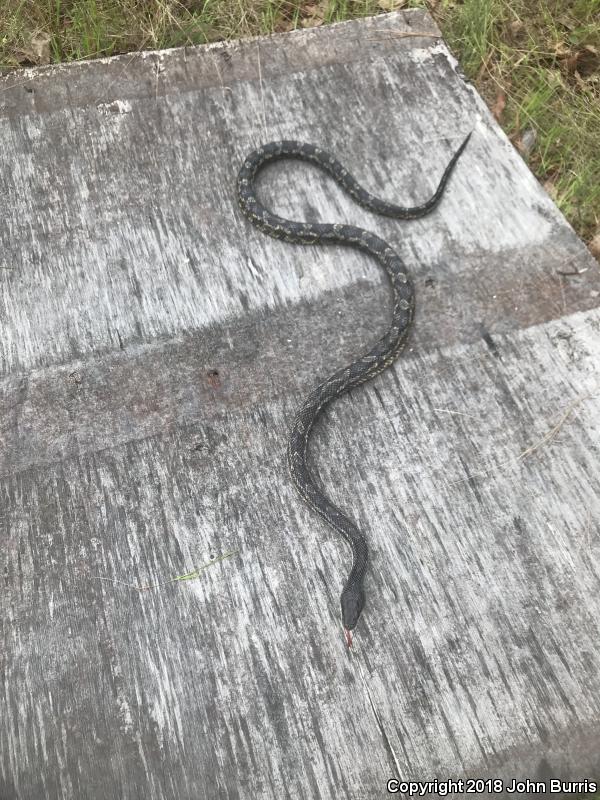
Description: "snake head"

(340, 584), (365, 635)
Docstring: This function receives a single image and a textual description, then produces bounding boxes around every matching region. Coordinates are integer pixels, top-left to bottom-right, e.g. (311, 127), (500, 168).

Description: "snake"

(236, 134), (471, 646)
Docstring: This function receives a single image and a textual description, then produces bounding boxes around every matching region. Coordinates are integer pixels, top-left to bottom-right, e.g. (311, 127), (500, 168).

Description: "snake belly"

(236, 136), (470, 644)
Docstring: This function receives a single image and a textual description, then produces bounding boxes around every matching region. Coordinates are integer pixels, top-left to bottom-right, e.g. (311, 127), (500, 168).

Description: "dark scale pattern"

(236, 136), (471, 643)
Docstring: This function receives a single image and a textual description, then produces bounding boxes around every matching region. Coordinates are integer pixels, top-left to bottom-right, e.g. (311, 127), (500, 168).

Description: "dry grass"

(0, 1), (385, 65)
(0, 0), (598, 247)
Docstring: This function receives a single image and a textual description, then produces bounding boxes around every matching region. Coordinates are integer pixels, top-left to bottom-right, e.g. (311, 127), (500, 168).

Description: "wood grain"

(1, 9), (599, 799)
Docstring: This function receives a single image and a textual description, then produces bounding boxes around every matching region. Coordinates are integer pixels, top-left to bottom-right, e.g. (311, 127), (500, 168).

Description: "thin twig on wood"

(557, 266), (588, 276)
(91, 549), (238, 592)
(515, 394), (583, 462)
(431, 407), (479, 419)
(368, 31), (440, 42)
(448, 384), (598, 487)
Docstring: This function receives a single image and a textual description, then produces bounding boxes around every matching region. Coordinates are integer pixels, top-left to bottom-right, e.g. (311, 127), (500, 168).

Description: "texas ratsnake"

(236, 135), (471, 645)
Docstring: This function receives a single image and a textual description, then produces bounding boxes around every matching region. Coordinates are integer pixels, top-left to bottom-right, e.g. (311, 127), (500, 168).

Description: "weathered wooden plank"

(2, 309), (600, 798)
(1, 9), (599, 800)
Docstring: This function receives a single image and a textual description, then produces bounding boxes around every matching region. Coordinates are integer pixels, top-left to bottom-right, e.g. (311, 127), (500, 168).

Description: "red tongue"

(344, 628), (353, 648)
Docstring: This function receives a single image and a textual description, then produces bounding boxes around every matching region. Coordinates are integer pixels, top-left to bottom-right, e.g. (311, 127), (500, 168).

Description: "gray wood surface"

(1, 9), (599, 799)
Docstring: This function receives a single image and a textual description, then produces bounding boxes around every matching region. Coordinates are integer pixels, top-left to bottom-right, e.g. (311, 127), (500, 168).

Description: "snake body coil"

(236, 136), (470, 644)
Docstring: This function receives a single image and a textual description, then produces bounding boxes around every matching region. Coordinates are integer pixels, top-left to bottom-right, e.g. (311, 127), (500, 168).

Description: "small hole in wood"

(206, 369), (221, 389)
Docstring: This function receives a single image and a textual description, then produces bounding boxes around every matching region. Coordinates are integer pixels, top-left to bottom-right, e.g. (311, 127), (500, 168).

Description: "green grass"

(0, 0), (598, 245)
(438, 0), (600, 244)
